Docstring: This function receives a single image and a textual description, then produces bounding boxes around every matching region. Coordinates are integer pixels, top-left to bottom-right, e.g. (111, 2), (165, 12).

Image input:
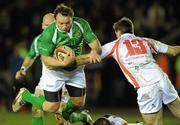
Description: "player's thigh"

(167, 96), (180, 118)
(69, 67), (86, 88)
(161, 74), (178, 105)
(39, 66), (66, 92)
(141, 108), (163, 125)
(65, 84), (86, 107)
(137, 83), (163, 114)
(42, 90), (62, 112)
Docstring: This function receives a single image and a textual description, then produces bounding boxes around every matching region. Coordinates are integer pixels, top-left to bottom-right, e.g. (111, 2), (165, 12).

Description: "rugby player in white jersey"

(100, 17), (180, 125)
(70, 17), (180, 125)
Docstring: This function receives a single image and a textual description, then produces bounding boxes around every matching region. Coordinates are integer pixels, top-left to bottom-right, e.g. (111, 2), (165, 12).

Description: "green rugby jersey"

(37, 17), (97, 56)
(27, 35), (40, 59)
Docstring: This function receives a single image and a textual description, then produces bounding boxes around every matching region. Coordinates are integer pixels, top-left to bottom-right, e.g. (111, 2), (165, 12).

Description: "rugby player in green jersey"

(15, 13), (55, 125)
(13, 3), (101, 125)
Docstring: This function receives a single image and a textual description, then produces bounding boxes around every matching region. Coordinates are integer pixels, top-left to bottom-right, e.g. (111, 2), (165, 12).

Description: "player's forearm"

(88, 39), (102, 53)
(76, 54), (90, 65)
(21, 56), (35, 71)
(41, 55), (68, 68)
(167, 45), (180, 56)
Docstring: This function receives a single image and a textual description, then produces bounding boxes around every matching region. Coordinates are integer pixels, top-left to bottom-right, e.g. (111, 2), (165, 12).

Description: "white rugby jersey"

(101, 33), (168, 89)
(104, 115), (128, 125)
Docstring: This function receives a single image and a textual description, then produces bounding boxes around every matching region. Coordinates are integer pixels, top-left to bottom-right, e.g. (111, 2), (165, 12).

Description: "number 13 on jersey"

(123, 39), (147, 56)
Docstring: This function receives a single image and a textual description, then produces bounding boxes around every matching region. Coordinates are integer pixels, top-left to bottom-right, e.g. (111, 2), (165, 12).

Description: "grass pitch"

(0, 108), (179, 125)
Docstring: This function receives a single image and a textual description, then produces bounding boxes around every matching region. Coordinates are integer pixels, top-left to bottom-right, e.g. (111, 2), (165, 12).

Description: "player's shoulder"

(44, 22), (56, 32)
(40, 22), (56, 38)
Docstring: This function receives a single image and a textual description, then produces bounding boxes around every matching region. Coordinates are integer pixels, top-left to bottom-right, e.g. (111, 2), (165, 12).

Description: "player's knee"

(71, 98), (84, 107)
(32, 107), (43, 117)
(43, 103), (59, 112)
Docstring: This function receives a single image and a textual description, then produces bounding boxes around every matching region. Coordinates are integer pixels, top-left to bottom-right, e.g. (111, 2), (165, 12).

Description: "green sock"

(32, 117), (44, 125)
(22, 90), (45, 109)
(62, 99), (79, 120)
(69, 112), (87, 123)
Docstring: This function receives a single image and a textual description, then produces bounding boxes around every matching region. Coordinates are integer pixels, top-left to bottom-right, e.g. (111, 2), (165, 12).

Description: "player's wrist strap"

(20, 66), (27, 72)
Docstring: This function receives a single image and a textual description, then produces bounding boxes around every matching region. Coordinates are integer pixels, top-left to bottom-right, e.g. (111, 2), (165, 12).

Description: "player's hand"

(61, 53), (75, 67)
(89, 50), (101, 63)
(15, 69), (26, 80)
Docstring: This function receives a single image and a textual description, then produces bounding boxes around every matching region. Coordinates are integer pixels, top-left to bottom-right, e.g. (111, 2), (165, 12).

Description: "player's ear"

(115, 31), (121, 38)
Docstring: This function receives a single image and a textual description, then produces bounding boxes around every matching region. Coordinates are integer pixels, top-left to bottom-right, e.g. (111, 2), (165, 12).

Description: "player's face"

(55, 13), (72, 32)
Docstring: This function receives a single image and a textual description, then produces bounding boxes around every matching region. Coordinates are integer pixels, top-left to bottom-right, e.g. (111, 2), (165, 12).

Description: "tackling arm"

(75, 54), (90, 65)
(41, 55), (75, 68)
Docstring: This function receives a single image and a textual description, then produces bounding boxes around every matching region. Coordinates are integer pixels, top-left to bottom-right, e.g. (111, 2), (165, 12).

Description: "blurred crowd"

(0, 0), (180, 111)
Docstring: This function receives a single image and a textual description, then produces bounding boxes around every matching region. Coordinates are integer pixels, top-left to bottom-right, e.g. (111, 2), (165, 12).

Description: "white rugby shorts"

(137, 73), (178, 114)
(36, 64), (86, 92)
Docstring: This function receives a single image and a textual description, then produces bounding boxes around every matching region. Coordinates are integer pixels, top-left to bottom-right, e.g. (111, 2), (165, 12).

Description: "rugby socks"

(32, 117), (44, 125)
(22, 90), (45, 109)
(62, 99), (79, 120)
(69, 112), (87, 123)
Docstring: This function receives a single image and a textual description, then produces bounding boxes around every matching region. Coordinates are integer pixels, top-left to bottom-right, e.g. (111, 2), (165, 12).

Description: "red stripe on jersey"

(107, 40), (119, 57)
(144, 39), (157, 53)
(115, 39), (140, 89)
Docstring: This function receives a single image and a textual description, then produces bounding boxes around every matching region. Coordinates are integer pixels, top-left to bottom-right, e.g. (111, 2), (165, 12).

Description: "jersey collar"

(55, 23), (73, 38)
(120, 33), (135, 38)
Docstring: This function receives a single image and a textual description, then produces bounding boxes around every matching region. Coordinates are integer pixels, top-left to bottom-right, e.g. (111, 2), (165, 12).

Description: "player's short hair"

(54, 3), (74, 18)
(93, 117), (112, 125)
(113, 17), (134, 34)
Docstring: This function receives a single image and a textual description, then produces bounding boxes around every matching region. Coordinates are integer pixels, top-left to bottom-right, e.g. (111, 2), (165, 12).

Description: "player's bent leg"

(167, 96), (180, 118)
(13, 88), (45, 112)
(141, 109), (163, 125)
(62, 85), (86, 120)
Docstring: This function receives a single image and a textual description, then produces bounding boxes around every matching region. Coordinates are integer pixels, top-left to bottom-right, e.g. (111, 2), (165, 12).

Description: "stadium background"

(0, 0), (180, 124)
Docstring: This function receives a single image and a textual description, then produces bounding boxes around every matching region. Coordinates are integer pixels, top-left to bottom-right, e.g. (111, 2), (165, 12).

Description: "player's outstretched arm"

(15, 56), (35, 80)
(75, 54), (91, 65)
(88, 39), (102, 63)
(167, 45), (180, 56)
(41, 55), (75, 68)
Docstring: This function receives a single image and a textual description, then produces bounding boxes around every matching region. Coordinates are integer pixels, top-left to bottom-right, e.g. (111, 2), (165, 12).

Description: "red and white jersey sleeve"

(101, 40), (117, 59)
(142, 37), (168, 54)
(101, 33), (168, 89)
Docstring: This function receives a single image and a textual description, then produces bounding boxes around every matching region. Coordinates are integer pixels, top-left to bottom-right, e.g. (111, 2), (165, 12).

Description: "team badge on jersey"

(75, 32), (81, 37)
